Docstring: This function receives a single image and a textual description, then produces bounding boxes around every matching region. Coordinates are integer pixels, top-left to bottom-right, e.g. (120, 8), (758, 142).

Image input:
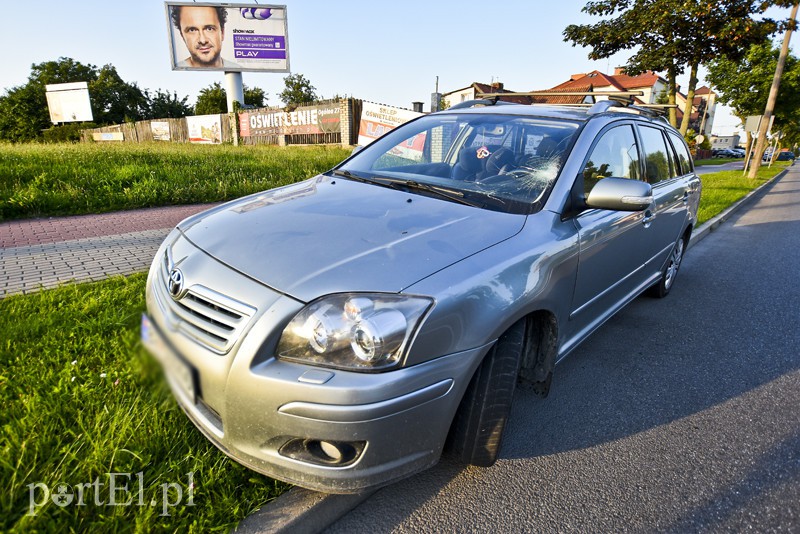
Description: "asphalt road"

(326, 169), (800, 532)
(695, 160), (745, 174)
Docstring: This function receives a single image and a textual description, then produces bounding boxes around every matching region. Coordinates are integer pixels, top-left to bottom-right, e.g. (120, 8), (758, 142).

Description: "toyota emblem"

(168, 268), (185, 299)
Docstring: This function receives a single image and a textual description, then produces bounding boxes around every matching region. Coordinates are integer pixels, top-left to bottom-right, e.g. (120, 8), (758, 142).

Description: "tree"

(278, 73), (318, 110)
(564, 0), (784, 133)
(90, 64), (148, 124)
(194, 82), (267, 115)
(0, 57), (148, 142)
(706, 39), (800, 152)
(143, 89), (192, 119)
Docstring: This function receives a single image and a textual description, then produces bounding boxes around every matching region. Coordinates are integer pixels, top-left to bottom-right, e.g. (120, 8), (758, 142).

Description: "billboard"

(239, 103), (341, 137)
(45, 82), (93, 123)
(357, 102), (423, 147)
(166, 2), (289, 72)
(187, 114), (223, 143)
(151, 121), (171, 141)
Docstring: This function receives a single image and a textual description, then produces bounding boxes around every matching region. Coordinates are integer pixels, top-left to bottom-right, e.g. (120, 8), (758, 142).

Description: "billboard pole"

(226, 72), (244, 146)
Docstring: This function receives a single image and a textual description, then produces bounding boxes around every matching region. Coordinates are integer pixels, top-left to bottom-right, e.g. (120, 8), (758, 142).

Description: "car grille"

(154, 251), (256, 354)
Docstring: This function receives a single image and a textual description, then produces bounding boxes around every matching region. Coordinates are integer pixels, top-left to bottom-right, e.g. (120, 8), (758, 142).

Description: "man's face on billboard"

(178, 7), (224, 67)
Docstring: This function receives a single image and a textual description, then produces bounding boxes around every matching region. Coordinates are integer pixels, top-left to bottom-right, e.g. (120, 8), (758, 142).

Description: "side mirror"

(586, 177), (653, 211)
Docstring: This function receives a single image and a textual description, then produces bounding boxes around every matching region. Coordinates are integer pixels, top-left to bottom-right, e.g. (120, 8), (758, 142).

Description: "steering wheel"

(484, 147), (516, 175)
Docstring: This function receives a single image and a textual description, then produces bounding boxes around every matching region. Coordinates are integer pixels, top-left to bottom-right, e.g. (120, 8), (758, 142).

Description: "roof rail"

(474, 90), (677, 119)
(589, 101), (677, 119)
(476, 90), (644, 99)
(448, 99), (520, 110)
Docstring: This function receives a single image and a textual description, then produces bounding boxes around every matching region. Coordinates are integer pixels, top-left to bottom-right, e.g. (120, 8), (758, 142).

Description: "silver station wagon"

(142, 96), (701, 493)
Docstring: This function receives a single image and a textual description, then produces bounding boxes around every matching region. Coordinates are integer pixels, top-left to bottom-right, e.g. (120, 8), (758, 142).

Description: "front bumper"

(142, 311), (487, 493)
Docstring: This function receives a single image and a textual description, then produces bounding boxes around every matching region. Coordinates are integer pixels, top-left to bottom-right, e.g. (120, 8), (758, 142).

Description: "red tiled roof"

(612, 71), (664, 89)
(529, 85), (594, 104)
(548, 70), (625, 92)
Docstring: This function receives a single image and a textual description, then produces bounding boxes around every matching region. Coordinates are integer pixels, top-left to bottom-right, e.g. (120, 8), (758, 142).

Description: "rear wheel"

(649, 233), (687, 298)
(447, 319), (525, 467)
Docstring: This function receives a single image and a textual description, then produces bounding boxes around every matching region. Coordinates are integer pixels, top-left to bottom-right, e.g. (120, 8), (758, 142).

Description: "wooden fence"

(82, 99), (360, 147)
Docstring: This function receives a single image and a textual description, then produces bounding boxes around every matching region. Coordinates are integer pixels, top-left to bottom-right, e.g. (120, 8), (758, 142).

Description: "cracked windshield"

(340, 113), (579, 213)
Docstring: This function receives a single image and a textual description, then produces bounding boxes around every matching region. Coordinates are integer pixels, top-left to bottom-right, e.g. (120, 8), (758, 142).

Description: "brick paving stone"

(0, 204), (217, 248)
(1, 204), (216, 299)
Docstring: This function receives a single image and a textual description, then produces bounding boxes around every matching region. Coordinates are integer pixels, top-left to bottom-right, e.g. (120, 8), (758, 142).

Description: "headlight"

(276, 294), (434, 371)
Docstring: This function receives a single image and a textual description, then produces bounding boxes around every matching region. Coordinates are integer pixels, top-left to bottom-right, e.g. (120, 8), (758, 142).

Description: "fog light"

(278, 438), (365, 466)
(320, 441), (344, 462)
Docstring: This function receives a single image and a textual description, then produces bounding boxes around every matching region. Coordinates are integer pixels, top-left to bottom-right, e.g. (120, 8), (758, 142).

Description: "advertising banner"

(357, 102), (423, 148)
(187, 114), (222, 144)
(239, 103), (341, 137)
(151, 121), (171, 141)
(166, 3), (289, 72)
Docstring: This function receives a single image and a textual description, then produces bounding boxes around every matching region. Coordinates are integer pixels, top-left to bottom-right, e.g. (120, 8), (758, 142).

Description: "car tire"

(446, 318), (525, 467)
(649, 233), (687, 298)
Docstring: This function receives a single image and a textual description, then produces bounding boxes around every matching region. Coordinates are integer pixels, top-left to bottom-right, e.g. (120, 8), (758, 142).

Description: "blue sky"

(2, 1), (797, 136)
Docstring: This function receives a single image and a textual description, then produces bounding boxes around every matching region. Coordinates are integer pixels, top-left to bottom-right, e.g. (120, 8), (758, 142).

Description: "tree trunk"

(667, 63), (678, 128)
(679, 62), (699, 136)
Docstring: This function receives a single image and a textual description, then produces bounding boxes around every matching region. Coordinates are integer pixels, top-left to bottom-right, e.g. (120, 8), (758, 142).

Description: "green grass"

(694, 157), (741, 166)
(0, 275), (290, 533)
(0, 142), (352, 221)
(695, 161), (790, 224)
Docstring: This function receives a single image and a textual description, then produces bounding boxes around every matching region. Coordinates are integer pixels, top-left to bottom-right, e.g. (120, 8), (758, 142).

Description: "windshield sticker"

(476, 146), (492, 159)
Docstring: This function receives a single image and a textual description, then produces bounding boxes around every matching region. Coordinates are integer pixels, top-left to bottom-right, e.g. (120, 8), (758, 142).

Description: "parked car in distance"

(142, 96), (702, 493)
(763, 150), (795, 161)
(713, 148), (740, 158)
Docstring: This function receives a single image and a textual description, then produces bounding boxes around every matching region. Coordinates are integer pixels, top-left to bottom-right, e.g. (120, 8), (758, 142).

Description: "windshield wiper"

(330, 169), (378, 185)
(333, 170), (484, 208)
(381, 179), (485, 208)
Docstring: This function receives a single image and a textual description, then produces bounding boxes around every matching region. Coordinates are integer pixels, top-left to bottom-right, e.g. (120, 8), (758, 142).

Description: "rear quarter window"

(667, 131), (694, 175)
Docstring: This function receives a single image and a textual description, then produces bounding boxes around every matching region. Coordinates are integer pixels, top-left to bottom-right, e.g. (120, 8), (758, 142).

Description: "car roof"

(437, 102), (672, 128)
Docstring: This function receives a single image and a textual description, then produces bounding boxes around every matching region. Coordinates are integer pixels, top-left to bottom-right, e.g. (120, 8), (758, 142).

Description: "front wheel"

(446, 319), (525, 467)
(649, 233), (687, 298)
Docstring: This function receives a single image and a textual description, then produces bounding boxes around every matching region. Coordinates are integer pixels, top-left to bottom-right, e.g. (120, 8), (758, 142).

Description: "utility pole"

(748, 2), (799, 178)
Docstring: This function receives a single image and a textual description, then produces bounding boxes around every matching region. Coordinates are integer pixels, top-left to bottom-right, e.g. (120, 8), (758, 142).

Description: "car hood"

(178, 176), (526, 302)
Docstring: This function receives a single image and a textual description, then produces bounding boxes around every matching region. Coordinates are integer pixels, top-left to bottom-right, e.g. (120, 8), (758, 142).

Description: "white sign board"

(45, 82), (93, 123)
(744, 115), (775, 134)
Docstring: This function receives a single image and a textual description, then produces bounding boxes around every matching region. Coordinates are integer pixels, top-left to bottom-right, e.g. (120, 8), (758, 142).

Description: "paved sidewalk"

(0, 204), (218, 298)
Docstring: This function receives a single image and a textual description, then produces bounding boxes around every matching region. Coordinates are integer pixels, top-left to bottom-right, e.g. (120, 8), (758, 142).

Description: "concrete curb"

(689, 164), (791, 248)
(234, 487), (376, 534)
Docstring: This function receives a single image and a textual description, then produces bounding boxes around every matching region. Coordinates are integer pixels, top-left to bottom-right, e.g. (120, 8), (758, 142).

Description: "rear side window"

(667, 132), (693, 175)
(638, 125), (675, 183)
(582, 125), (641, 197)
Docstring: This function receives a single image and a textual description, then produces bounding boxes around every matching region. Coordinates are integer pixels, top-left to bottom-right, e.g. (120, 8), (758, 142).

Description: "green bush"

(42, 123), (97, 143)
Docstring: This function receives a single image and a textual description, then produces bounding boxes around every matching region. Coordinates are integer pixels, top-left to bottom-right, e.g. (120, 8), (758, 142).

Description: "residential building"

(711, 134), (742, 150)
(442, 68), (718, 136)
